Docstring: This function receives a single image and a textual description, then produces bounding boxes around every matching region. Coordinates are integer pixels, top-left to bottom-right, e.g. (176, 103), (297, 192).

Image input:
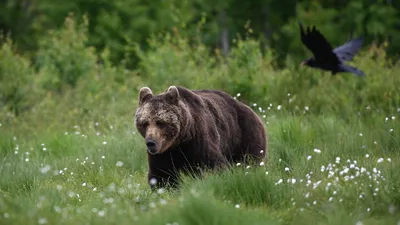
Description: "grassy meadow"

(1, 17), (400, 225)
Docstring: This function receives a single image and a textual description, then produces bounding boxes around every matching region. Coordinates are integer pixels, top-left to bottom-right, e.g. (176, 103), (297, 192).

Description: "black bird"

(298, 22), (365, 77)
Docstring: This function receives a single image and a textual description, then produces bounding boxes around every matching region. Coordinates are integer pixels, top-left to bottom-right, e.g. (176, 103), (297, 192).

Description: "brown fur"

(134, 85), (267, 189)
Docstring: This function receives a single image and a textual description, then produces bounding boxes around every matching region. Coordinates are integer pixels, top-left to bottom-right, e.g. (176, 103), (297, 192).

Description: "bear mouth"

(147, 147), (158, 155)
(146, 140), (159, 155)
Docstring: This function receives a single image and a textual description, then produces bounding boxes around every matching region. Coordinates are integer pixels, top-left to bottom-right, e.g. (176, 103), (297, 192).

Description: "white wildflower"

(98, 210), (105, 217)
(150, 178), (157, 186)
(275, 179), (283, 185)
(157, 188), (165, 195)
(40, 165), (51, 174)
(38, 218), (47, 224)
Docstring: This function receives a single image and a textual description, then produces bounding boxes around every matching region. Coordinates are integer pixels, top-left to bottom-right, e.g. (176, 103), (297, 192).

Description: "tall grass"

(0, 16), (399, 225)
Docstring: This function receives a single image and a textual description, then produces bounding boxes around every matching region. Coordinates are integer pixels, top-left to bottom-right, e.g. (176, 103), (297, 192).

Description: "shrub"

(34, 14), (98, 94)
(134, 31), (400, 117)
(0, 16), (399, 130)
(0, 37), (37, 116)
(134, 32), (218, 93)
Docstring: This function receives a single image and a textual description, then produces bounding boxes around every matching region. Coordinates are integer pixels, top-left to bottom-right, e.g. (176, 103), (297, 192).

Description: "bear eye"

(141, 121), (149, 127)
(156, 121), (166, 128)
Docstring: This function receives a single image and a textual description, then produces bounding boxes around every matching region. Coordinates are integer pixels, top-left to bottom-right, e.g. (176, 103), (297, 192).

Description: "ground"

(0, 99), (399, 225)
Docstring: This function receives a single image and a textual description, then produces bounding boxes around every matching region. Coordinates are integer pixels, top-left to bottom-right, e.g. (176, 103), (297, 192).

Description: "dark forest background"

(1, 0), (399, 69)
(0, 0), (399, 119)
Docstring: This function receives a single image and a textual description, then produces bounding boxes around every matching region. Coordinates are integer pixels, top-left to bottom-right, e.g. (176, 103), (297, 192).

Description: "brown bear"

(134, 85), (267, 189)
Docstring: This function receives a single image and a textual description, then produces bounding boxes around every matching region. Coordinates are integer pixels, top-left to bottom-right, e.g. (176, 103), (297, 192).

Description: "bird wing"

(333, 37), (363, 62)
(298, 22), (339, 64)
(339, 64), (365, 77)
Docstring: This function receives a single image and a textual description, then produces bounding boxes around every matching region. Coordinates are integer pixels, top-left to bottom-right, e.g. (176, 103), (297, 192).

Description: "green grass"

(0, 103), (399, 225)
(1, 16), (400, 225)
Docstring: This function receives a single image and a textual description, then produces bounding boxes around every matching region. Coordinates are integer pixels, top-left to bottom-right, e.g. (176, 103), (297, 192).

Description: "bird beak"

(300, 61), (306, 66)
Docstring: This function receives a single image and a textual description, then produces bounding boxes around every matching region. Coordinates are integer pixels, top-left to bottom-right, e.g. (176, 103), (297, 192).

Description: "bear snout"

(146, 139), (158, 155)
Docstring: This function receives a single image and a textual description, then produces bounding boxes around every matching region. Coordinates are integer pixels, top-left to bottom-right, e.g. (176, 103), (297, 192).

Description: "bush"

(0, 16), (399, 130)
(34, 14), (98, 93)
(0, 37), (37, 116)
(134, 32), (219, 93)
(0, 16), (144, 130)
(134, 30), (400, 117)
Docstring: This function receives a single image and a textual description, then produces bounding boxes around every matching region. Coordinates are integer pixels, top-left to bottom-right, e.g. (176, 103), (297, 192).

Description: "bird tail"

(340, 65), (365, 77)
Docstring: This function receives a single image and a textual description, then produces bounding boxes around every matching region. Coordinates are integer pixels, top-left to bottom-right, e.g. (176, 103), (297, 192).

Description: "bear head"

(134, 86), (192, 155)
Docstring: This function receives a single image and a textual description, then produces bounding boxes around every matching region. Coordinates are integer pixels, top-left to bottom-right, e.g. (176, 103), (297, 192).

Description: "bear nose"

(146, 140), (158, 155)
(146, 140), (156, 148)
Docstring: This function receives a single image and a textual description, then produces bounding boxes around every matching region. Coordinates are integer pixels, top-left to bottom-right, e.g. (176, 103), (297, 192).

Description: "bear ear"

(138, 87), (153, 106)
(166, 86), (179, 99)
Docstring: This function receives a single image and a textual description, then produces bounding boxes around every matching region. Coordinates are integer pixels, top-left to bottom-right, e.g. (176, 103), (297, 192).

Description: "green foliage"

(0, 15), (400, 225)
(0, 16), (399, 123)
(139, 191), (279, 225)
(134, 28), (400, 116)
(9, 0), (188, 66)
(1, 0), (399, 68)
(34, 15), (98, 92)
(134, 32), (220, 92)
(279, 1), (400, 66)
(0, 37), (36, 115)
(0, 16), (144, 129)
(221, 38), (271, 102)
